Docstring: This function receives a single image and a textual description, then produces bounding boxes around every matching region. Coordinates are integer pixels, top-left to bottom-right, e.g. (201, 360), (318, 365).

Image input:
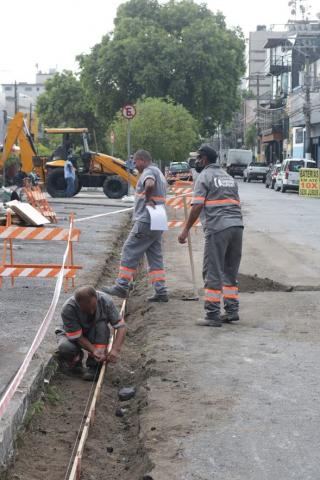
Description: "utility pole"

(14, 81), (18, 114)
(304, 54), (311, 160)
(256, 74), (260, 159)
(219, 125), (223, 164)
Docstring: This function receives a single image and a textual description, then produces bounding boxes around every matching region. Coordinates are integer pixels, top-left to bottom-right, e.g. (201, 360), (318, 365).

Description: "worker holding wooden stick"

(55, 286), (127, 381)
(103, 149), (169, 303)
(178, 144), (243, 327)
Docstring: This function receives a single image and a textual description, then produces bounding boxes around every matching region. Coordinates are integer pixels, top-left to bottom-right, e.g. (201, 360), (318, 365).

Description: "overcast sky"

(0, 0), (318, 84)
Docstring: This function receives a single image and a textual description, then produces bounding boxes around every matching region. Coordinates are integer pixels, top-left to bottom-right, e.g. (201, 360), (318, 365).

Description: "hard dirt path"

(138, 225), (320, 479)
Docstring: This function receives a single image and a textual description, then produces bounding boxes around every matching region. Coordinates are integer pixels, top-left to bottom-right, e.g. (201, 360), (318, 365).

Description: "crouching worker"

(55, 286), (127, 381)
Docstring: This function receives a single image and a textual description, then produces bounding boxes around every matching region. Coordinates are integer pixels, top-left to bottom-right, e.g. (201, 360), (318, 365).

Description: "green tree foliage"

(245, 124), (257, 149)
(78, 0), (245, 134)
(109, 97), (199, 165)
(36, 71), (98, 132)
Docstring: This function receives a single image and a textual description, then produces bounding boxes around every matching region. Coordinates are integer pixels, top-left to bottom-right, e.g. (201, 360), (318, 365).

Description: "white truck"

(226, 149), (252, 177)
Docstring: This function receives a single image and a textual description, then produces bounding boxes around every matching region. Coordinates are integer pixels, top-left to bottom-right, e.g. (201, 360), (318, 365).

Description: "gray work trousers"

(117, 221), (167, 295)
(55, 320), (110, 369)
(203, 226), (243, 320)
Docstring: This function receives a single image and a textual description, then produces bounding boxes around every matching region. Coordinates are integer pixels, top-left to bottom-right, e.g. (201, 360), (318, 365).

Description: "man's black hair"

(134, 149), (152, 163)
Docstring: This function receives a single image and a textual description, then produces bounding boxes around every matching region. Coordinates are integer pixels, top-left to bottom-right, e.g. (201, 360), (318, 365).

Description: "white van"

(275, 158), (316, 193)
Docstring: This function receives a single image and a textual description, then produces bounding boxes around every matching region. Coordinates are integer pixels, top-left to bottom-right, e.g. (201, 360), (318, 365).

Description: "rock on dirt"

(118, 387), (136, 401)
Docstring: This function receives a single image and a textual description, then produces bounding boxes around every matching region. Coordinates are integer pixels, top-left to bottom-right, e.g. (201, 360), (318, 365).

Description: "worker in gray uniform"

(103, 149), (168, 302)
(178, 144), (243, 327)
(55, 286), (127, 381)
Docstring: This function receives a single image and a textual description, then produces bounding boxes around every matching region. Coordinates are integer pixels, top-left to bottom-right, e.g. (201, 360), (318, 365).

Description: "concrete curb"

(0, 350), (56, 472)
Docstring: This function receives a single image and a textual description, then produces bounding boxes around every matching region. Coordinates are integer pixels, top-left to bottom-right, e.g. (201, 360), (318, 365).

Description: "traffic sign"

(122, 104), (136, 120)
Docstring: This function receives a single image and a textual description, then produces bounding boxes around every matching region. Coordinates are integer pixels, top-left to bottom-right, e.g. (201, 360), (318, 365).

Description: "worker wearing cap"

(103, 149), (168, 302)
(55, 286), (127, 381)
(178, 144), (243, 327)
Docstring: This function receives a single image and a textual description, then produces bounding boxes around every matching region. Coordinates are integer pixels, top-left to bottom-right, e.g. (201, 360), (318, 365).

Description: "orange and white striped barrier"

(0, 212), (81, 289)
(0, 265), (78, 279)
(168, 220), (201, 228)
(172, 180), (193, 187)
(171, 187), (193, 195)
(166, 195), (192, 209)
(0, 226), (79, 241)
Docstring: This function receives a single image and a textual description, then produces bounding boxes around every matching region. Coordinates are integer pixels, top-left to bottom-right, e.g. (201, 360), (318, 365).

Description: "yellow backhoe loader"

(0, 112), (138, 199)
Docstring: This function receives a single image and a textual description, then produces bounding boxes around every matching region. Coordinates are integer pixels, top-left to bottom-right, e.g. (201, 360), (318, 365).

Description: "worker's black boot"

(102, 284), (128, 299)
(196, 317), (222, 327)
(56, 352), (84, 376)
(82, 367), (100, 382)
(147, 293), (169, 303)
(70, 355), (85, 376)
(221, 312), (240, 323)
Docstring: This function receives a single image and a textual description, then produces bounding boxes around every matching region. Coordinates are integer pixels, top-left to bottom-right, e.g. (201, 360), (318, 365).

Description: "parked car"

(243, 162), (269, 183)
(165, 162), (192, 185)
(275, 158), (316, 193)
(265, 163), (281, 189)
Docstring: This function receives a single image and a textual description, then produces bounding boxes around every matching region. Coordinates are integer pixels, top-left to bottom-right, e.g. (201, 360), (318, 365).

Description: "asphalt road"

(238, 180), (320, 286)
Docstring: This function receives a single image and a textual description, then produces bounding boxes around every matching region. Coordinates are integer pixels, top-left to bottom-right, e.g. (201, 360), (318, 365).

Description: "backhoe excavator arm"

(0, 112), (37, 174)
(91, 152), (138, 188)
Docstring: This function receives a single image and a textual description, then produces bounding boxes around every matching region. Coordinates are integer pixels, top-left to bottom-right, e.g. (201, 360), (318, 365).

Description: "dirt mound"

(238, 273), (289, 292)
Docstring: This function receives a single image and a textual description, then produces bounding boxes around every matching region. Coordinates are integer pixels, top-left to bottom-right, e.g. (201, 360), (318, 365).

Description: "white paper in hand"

(146, 205), (168, 231)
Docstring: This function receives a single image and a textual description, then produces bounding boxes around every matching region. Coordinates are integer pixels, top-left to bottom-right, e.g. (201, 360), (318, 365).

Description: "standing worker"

(55, 286), (127, 381)
(178, 144), (243, 327)
(103, 149), (168, 302)
(64, 152), (76, 197)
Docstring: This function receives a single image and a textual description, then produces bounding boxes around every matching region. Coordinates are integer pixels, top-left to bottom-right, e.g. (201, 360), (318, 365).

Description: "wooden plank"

(6, 200), (50, 226)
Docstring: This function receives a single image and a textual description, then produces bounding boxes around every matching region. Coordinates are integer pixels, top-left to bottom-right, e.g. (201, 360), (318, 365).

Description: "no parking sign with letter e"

(299, 168), (320, 198)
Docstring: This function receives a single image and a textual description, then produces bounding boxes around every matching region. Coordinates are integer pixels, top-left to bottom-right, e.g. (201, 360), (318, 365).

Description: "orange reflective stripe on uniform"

(93, 344), (108, 349)
(204, 289), (221, 303)
(120, 266), (136, 272)
(119, 265), (136, 280)
(223, 285), (239, 299)
(135, 192), (165, 202)
(205, 198), (240, 207)
(66, 329), (82, 338)
(148, 269), (166, 283)
(192, 196), (205, 203)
